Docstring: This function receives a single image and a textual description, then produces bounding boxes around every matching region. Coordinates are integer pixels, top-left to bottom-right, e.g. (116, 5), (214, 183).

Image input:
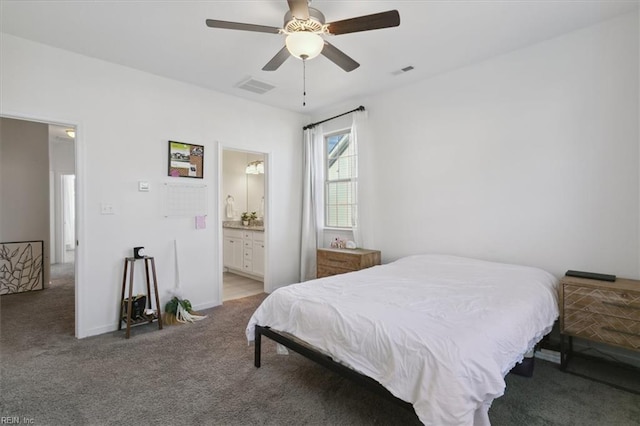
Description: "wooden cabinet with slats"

(559, 276), (640, 368)
(316, 248), (381, 278)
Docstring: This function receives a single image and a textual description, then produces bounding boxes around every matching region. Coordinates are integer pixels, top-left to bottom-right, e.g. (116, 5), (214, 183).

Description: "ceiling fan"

(205, 0), (400, 72)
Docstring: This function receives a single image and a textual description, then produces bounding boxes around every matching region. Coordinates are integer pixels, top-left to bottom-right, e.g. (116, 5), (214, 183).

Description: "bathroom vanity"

(223, 223), (265, 280)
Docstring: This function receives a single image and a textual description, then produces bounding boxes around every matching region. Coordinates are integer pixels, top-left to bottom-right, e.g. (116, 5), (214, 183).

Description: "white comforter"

(246, 254), (559, 425)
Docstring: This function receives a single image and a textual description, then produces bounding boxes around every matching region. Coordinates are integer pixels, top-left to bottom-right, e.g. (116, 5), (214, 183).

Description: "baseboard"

(80, 300), (220, 338)
(535, 348), (561, 364)
(192, 300), (221, 312)
(84, 323), (118, 338)
(543, 331), (640, 369)
(224, 268), (264, 282)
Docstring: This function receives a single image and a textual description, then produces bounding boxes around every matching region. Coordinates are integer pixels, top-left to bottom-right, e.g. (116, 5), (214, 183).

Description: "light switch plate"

(100, 203), (115, 215)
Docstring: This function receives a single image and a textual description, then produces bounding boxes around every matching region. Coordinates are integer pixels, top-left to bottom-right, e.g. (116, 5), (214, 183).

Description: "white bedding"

(246, 254), (559, 425)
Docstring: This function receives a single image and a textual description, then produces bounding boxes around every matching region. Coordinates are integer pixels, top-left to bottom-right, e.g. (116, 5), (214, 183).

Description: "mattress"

(246, 254), (559, 425)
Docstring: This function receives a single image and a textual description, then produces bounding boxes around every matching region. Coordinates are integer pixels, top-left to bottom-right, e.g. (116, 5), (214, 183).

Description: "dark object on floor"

(565, 270), (616, 282)
(123, 295), (146, 320)
(510, 357), (535, 377)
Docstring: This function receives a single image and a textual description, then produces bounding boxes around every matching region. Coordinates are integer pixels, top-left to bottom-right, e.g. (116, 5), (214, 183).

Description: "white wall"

(0, 117), (51, 286)
(313, 12), (639, 280)
(1, 34), (306, 337)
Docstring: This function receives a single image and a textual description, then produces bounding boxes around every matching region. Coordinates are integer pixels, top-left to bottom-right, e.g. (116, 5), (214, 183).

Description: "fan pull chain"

(302, 57), (307, 107)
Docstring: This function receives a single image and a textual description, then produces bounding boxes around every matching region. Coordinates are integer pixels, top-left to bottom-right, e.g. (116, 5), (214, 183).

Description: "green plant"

(241, 212), (257, 222)
(163, 296), (205, 325)
(164, 296), (192, 315)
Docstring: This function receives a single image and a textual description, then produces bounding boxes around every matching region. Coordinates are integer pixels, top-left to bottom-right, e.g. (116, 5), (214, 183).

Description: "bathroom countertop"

(222, 221), (265, 232)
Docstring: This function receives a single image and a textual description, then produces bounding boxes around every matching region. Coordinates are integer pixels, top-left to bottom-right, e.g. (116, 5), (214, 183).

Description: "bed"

(246, 254), (559, 425)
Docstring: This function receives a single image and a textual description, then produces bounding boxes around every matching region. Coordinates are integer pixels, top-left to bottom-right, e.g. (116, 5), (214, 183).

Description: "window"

(325, 130), (356, 228)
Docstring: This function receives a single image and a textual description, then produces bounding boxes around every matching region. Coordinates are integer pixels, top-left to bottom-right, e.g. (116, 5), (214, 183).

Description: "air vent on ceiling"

(391, 65), (415, 76)
(236, 78), (276, 95)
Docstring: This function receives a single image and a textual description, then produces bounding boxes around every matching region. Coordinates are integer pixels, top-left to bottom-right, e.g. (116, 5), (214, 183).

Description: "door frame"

(1, 111), (84, 338)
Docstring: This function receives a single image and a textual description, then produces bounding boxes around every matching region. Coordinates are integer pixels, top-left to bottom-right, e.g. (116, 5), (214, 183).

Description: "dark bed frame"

(254, 324), (536, 412)
(254, 325), (415, 411)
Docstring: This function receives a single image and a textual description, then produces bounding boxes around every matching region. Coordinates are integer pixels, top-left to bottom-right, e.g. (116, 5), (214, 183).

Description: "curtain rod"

(303, 105), (365, 130)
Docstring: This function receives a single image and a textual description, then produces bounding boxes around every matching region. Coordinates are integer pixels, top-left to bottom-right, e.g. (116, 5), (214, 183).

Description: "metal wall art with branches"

(0, 240), (44, 295)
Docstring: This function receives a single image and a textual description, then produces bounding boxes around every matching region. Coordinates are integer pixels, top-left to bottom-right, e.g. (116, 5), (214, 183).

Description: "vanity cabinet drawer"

(244, 249), (252, 260)
(223, 228), (243, 239)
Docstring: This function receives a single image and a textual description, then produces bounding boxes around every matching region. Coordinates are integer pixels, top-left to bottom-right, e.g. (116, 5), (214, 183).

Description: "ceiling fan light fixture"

(285, 32), (324, 60)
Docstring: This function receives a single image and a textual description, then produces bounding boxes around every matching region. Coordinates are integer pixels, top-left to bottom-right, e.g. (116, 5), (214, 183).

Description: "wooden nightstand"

(559, 276), (640, 369)
(317, 248), (381, 278)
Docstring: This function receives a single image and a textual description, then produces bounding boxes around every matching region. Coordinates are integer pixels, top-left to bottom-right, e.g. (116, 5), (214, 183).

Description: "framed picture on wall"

(0, 240), (44, 295)
(168, 141), (204, 179)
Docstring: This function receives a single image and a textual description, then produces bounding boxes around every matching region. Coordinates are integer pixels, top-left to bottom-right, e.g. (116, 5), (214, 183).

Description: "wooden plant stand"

(118, 256), (163, 338)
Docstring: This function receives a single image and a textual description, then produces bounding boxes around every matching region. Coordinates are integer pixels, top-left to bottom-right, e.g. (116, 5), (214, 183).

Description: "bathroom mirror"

(246, 158), (264, 218)
(222, 149), (265, 220)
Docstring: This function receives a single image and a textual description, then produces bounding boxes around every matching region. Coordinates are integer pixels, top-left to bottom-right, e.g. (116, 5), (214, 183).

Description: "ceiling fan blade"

(326, 10), (400, 35)
(287, 0), (310, 20)
(262, 46), (291, 71)
(205, 19), (280, 34)
(321, 41), (360, 72)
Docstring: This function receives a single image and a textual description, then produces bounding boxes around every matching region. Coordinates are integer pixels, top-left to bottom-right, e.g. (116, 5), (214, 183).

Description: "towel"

(225, 196), (234, 219)
(259, 196), (264, 219)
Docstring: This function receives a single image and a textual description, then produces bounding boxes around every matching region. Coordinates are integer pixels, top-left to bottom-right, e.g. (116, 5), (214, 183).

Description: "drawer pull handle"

(602, 301), (640, 311)
(601, 327), (640, 338)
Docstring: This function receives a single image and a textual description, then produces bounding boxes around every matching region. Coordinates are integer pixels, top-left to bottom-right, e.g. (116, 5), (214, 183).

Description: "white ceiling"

(1, 1), (638, 114)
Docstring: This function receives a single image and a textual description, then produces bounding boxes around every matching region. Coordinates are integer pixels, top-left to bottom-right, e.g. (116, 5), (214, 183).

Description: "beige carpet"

(1, 265), (639, 425)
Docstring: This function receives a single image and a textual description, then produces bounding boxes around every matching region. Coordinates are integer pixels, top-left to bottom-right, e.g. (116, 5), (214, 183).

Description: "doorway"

(220, 148), (267, 301)
(0, 116), (79, 337)
(49, 124), (76, 269)
(61, 174), (76, 264)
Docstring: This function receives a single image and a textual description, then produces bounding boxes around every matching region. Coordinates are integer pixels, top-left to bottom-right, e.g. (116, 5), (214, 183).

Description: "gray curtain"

(350, 110), (371, 249)
(300, 124), (324, 281)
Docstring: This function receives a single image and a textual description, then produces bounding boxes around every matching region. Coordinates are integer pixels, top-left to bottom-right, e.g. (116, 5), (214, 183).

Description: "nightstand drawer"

(316, 248), (381, 279)
(317, 264), (353, 278)
(318, 251), (360, 271)
(564, 309), (640, 350)
(564, 285), (640, 321)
